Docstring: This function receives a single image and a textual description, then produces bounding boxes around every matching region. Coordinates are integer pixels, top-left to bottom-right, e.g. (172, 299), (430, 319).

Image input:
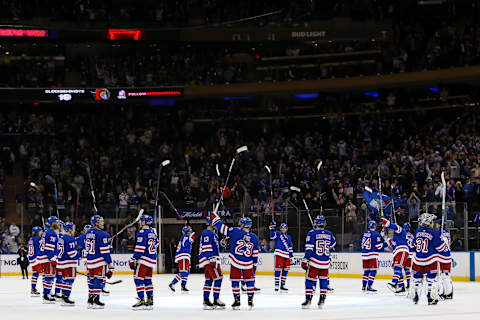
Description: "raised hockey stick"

(265, 165), (274, 222)
(77, 272), (122, 285)
(78, 161), (98, 213)
(290, 186), (314, 227)
(110, 209), (144, 244)
(213, 146), (248, 215)
(316, 161), (323, 214)
(45, 175), (59, 218)
(441, 172), (446, 233)
(154, 160), (170, 225)
(30, 182), (46, 228)
(159, 191), (187, 225)
(377, 167), (384, 219)
(391, 185), (397, 224)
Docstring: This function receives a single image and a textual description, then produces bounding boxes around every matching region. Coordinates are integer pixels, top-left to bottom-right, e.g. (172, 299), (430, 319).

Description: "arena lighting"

(0, 28), (48, 37)
(223, 96), (253, 100)
(429, 87), (439, 92)
(293, 93), (318, 99)
(107, 29), (142, 40)
(364, 92), (379, 98)
(149, 99), (176, 106)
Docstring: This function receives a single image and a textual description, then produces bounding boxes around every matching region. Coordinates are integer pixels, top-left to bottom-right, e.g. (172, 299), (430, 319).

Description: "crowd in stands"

(0, 0), (401, 27)
(2, 19), (478, 88)
(78, 47), (248, 87)
(0, 1), (478, 87)
(0, 94), (478, 251)
(0, 217), (20, 253)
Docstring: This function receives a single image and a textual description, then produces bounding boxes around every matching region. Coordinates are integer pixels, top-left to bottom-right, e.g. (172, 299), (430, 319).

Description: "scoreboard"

(0, 87), (184, 104)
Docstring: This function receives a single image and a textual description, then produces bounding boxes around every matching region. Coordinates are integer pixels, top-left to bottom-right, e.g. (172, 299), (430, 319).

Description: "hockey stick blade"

(134, 209), (144, 223)
(78, 272), (121, 285)
(317, 160), (323, 172)
(236, 145), (248, 154)
(265, 165), (271, 173)
(290, 186), (301, 192)
(161, 160), (171, 167)
(45, 175), (56, 183)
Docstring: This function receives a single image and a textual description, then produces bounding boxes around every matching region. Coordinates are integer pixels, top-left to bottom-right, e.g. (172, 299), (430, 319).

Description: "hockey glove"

(269, 221), (276, 230)
(209, 258), (217, 268)
(129, 258), (137, 270)
(301, 259), (309, 271)
(210, 212), (220, 224)
(381, 218), (391, 228)
(106, 266), (114, 279)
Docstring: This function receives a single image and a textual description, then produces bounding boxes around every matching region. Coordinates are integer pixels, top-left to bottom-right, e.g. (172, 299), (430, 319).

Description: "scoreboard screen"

(0, 88), (184, 104)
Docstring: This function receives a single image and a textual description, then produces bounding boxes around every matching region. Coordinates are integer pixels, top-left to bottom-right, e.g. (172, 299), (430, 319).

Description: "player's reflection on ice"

(0, 274), (479, 320)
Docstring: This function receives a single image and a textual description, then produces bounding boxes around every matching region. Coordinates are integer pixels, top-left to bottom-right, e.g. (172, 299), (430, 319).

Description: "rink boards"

(1, 252), (478, 281)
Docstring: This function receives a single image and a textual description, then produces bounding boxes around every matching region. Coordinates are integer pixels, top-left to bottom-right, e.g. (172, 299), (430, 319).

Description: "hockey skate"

(231, 296), (241, 310)
(92, 295), (105, 309)
(247, 294), (254, 310)
(168, 283), (175, 292)
(427, 294), (438, 305)
(181, 284), (190, 294)
(203, 298), (214, 310)
(31, 288), (40, 297)
(361, 286), (366, 292)
(445, 292), (453, 300)
(213, 299), (226, 309)
(145, 296), (154, 310)
(61, 295), (75, 306)
(280, 285), (289, 293)
(318, 294), (326, 308)
(87, 295), (94, 309)
(395, 286), (406, 295)
(132, 299), (146, 311)
(301, 296), (312, 309)
(387, 283), (397, 293)
(42, 294), (56, 304)
(366, 286), (378, 293)
(53, 293), (63, 299)
(412, 292), (419, 304)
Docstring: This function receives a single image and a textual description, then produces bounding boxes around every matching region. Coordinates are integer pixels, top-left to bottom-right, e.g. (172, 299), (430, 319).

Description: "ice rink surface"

(0, 274), (478, 320)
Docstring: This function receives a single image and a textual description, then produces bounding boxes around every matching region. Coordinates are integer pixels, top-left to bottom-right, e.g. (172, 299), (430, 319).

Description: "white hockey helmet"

(418, 213), (436, 228)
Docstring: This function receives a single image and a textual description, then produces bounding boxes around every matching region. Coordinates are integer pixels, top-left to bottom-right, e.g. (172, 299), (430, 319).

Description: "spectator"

(17, 244), (29, 279)
(407, 193), (421, 220)
(345, 200), (357, 233)
(0, 239), (8, 253)
(9, 223), (20, 239)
